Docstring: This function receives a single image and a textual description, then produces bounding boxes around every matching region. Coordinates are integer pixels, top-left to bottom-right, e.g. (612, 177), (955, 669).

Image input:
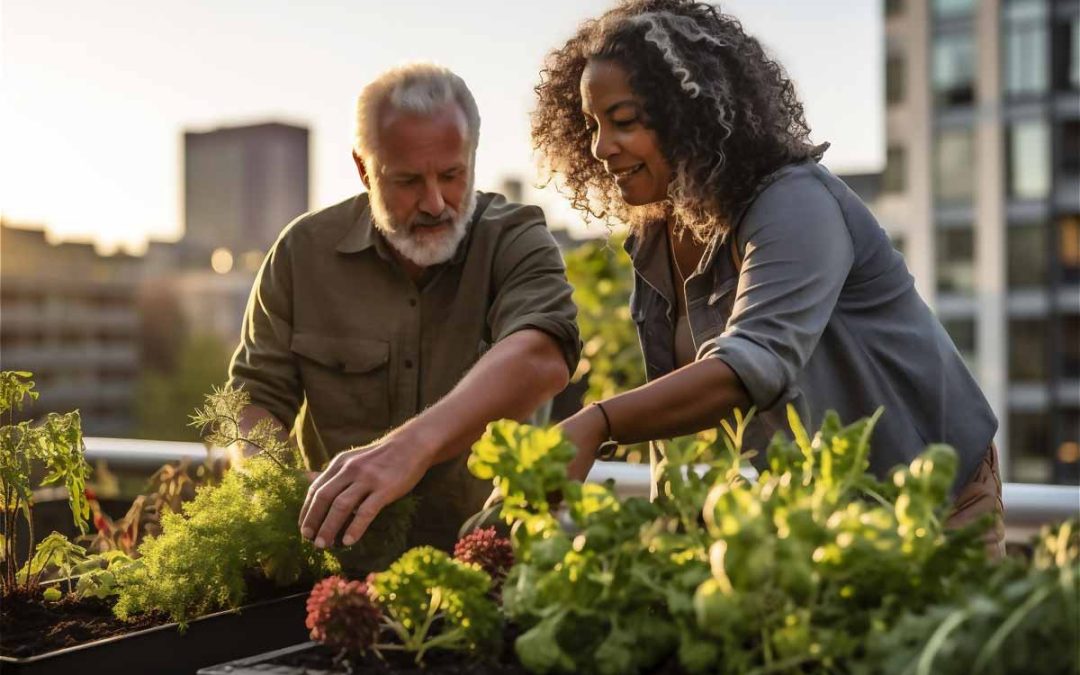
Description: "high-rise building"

(880, 0), (1079, 484)
(182, 122), (310, 271)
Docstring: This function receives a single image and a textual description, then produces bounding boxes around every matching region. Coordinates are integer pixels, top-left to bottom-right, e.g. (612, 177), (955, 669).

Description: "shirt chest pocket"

(687, 275), (738, 344)
(290, 333), (391, 432)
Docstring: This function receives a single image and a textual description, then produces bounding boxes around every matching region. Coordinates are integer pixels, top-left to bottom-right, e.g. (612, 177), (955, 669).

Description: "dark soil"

(0, 591), (165, 658)
(0, 575), (308, 659)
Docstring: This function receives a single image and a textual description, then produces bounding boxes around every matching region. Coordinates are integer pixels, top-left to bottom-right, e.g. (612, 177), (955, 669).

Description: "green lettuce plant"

(467, 410), (1013, 675)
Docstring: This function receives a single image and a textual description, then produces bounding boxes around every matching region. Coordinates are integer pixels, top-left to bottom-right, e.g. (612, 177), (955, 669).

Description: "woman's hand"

(558, 404), (610, 481)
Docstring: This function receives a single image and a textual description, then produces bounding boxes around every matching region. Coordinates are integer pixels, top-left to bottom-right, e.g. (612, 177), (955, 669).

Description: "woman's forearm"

(560, 358), (751, 479)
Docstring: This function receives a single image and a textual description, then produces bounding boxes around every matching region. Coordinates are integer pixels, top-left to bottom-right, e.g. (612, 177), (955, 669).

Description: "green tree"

(134, 333), (232, 441)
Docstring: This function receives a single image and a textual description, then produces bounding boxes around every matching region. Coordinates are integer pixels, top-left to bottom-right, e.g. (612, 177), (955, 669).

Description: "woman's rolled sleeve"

(698, 175), (854, 409)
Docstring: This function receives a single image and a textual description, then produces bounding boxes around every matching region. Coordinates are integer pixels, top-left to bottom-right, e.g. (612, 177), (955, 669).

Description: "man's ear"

(352, 151), (371, 190)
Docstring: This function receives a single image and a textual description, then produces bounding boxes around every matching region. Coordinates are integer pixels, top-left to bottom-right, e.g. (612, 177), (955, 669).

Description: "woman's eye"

(614, 117), (637, 128)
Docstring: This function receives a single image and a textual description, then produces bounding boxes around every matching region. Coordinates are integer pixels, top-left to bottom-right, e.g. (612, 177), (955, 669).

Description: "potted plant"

(1, 376), (416, 675)
(201, 413), (1079, 674)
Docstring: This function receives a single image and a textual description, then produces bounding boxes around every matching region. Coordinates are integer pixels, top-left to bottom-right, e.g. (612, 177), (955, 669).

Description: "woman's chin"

(618, 186), (662, 207)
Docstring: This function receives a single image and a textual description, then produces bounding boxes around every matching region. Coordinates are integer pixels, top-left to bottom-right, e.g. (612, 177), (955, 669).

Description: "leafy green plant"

(466, 411), (1018, 675)
(367, 546), (501, 664)
(858, 520), (1079, 675)
(109, 384), (417, 625)
(0, 371), (92, 599)
(563, 237), (645, 405)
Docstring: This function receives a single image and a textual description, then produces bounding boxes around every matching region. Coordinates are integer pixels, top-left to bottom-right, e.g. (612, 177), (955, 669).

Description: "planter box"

(199, 641), (321, 675)
(0, 592), (309, 675)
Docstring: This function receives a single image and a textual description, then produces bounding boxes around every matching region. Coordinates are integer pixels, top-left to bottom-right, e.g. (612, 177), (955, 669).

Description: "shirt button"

(404, 359), (414, 369)
(409, 298), (418, 307)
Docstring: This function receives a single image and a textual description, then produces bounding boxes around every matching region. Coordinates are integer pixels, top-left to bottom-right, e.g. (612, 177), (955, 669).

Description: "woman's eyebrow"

(604, 100), (638, 116)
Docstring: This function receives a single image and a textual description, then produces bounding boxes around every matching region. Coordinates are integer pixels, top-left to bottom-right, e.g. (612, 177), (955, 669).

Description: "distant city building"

(880, 0), (1079, 483)
(182, 121), (310, 271)
(0, 220), (143, 436)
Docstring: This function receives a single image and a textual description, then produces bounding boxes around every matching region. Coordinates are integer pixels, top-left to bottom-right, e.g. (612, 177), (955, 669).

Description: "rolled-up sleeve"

(228, 230), (302, 429)
(487, 209), (581, 377)
(699, 176), (853, 409)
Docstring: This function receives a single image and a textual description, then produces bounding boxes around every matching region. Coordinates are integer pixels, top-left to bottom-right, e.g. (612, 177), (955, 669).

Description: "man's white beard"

(369, 178), (477, 268)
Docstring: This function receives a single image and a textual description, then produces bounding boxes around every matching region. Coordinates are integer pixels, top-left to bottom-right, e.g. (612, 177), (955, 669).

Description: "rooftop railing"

(85, 437), (1079, 545)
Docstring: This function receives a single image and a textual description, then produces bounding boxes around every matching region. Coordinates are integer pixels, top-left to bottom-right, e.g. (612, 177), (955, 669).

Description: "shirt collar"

(335, 193), (385, 256)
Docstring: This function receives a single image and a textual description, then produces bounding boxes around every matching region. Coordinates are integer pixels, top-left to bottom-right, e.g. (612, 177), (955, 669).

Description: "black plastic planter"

(199, 641), (319, 675)
(0, 592), (309, 675)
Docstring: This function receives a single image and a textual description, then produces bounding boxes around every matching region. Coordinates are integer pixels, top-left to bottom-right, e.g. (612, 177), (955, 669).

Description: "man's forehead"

(376, 104), (471, 172)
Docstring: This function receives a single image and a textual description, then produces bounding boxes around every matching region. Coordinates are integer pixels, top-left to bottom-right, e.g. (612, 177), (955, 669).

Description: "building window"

(942, 316), (977, 362)
(1062, 120), (1080, 176)
(934, 128), (976, 203)
(1063, 315), (1080, 379)
(1054, 16), (1080, 91)
(1007, 120), (1050, 200)
(883, 145), (907, 193)
(933, 0), (975, 19)
(1009, 409), (1051, 482)
(936, 227), (975, 294)
(1059, 215), (1080, 284)
(885, 0), (903, 17)
(1003, 0), (1049, 97)
(933, 33), (976, 106)
(1007, 222), (1048, 288)
(1009, 317), (1047, 381)
(886, 52), (906, 105)
(1057, 408), (1080, 485)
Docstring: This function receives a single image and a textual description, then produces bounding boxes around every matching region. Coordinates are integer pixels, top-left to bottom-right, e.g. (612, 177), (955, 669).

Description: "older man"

(228, 63), (579, 552)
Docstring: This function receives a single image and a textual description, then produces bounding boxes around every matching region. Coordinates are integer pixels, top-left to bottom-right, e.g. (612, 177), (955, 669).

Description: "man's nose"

(418, 178), (446, 217)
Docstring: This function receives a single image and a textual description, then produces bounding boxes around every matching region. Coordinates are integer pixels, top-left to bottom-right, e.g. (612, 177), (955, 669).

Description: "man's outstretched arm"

(298, 328), (569, 548)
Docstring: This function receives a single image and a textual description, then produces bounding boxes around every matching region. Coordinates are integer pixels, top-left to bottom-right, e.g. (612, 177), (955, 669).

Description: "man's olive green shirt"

(229, 191), (580, 550)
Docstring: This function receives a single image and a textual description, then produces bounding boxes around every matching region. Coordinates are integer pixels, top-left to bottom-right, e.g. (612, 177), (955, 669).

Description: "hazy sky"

(1, 1), (882, 253)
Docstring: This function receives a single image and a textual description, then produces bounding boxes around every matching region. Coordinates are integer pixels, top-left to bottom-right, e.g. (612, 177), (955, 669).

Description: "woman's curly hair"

(532, 0), (824, 241)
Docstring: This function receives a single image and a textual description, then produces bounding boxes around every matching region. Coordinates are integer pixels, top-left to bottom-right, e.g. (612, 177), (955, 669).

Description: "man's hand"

(298, 329), (569, 549)
(298, 435), (431, 548)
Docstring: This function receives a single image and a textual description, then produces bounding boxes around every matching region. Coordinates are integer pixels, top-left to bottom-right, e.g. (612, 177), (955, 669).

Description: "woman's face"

(580, 58), (672, 206)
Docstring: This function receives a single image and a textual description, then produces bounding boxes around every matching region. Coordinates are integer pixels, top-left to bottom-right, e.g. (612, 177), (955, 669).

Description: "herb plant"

(1, 371), (92, 599)
(110, 385), (417, 625)
(464, 411), (1072, 675)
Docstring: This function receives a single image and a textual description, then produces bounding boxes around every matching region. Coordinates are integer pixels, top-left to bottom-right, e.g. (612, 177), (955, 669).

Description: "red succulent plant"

(305, 575), (382, 656)
(454, 527), (514, 587)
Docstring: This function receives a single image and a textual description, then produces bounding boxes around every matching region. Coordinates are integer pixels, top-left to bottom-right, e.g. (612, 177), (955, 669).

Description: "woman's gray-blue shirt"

(625, 160), (997, 494)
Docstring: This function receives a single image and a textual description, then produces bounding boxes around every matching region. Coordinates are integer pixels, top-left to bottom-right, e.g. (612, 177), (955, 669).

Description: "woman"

(533, 0), (1004, 555)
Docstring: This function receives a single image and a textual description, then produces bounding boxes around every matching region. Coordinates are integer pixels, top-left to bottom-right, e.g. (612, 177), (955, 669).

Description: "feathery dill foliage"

(1, 371), (91, 598)
(112, 384), (417, 625)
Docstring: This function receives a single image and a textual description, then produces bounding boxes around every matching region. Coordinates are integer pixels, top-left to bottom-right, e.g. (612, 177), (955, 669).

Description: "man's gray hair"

(353, 62), (481, 161)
